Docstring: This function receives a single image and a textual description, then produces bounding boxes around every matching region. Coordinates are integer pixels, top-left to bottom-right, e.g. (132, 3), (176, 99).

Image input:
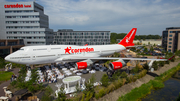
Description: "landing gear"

(106, 69), (115, 78)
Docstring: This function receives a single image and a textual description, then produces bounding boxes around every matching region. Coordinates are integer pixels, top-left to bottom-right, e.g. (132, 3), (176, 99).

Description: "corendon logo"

(64, 47), (94, 54)
(126, 30), (135, 43)
(4, 4), (31, 8)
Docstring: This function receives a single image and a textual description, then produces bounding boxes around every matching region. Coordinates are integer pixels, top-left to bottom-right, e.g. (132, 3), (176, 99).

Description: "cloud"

(2, 0), (180, 35)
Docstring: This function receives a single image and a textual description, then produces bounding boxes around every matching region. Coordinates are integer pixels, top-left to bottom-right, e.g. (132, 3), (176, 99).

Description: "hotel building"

(0, 1), (53, 46)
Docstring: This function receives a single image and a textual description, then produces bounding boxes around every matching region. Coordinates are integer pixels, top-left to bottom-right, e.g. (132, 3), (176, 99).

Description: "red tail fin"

(119, 28), (137, 47)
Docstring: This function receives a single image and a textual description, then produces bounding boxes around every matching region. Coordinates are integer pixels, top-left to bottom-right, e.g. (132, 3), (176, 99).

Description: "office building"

(53, 29), (110, 45)
(0, 1), (53, 46)
(162, 27), (180, 53)
(0, 39), (24, 58)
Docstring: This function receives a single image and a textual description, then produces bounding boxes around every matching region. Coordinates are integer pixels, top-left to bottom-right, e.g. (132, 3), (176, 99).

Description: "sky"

(2, 0), (180, 35)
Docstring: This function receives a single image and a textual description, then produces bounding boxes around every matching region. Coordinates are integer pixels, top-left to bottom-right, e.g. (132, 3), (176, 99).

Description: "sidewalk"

(96, 59), (180, 101)
(0, 68), (19, 100)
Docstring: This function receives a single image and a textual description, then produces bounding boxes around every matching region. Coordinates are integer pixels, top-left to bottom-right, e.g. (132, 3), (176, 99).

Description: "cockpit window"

(19, 48), (24, 51)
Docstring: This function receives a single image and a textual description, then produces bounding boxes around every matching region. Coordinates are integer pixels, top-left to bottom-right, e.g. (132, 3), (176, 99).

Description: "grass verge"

(0, 71), (14, 84)
(118, 63), (180, 101)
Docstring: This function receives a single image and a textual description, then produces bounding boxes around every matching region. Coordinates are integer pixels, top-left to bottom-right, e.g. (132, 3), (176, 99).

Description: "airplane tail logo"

(119, 28), (137, 47)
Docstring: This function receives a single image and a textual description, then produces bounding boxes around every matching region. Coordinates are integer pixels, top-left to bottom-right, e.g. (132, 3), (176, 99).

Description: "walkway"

(0, 68), (19, 101)
(96, 59), (180, 101)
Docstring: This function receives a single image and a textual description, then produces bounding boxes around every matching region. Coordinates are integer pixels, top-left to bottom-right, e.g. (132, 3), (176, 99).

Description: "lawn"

(0, 71), (14, 83)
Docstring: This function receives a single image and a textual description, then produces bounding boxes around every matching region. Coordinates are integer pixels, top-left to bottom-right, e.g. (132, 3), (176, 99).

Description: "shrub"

(151, 80), (164, 90)
(165, 60), (170, 64)
(95, 93), (99, 99)
(126, 75), (133, 83)
(81, 93), (85, 101)
(120, 71), (127, 78)
(159, 61), (165, 67)
(131, 67), (139, 74)
(143, 62), (149, 71)
(100, 74), (109, 87)
(106, 83), (115, 93)
(98, 88), (105, 98)
(152, 61), (158, 70)
(85, 91), (93, 101)
(113, 80), (120, 89)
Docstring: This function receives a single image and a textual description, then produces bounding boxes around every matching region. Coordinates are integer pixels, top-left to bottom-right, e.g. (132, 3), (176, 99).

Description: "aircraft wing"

(126, 45), (144, 48)
(55, 56), (174, 62)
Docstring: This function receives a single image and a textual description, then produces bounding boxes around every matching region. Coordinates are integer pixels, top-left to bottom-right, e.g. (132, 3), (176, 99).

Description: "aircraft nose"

(5, 55), (10, 61)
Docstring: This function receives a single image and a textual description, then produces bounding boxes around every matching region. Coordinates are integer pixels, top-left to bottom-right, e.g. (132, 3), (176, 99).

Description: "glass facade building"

(53, 29), (110, 45)
(0, 1), (53, 46)
(162, 27), (180, 53)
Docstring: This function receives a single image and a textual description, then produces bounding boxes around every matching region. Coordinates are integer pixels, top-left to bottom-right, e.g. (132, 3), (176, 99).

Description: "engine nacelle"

(109, 59), (126, 70)
(75, 62), (88, 70)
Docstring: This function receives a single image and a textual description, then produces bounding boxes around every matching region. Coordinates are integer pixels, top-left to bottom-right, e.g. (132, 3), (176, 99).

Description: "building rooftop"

(166, 27), (180, 30)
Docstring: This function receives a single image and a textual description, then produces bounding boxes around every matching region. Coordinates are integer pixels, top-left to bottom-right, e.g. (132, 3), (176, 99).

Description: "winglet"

(168, 55), (175, 60)
(119, 28), (137, 47)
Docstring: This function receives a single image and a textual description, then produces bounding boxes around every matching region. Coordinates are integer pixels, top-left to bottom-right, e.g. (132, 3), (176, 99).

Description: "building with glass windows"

(162, 27), (180, 53)
(0, 1), (53, 46)
(54, 29), (110, 45)
(0, 39), (24, 58)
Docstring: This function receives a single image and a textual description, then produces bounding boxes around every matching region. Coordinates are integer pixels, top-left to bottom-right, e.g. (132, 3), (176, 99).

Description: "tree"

(0, 57), (6, 69)
(152, 61), (158, 70)
(143, 47), (148, 53)
(83, 74), (95, 95)
(12, 67), (43, 95)
(150, 46), (154, 52)
(56, 87), (66, 101)
(41, 86), (53, 101)
(100, 74), (109, 87)
(158, 61), (165, 67)
(120, 71), (127, 78)
(143, 62), (149, 71)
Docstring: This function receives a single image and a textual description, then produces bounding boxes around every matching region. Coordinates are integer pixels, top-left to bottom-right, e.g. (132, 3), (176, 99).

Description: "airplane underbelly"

(101, 51), (115, 56)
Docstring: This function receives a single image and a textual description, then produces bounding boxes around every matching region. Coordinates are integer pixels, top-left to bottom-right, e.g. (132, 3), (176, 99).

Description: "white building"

(0, 1), (53, 46)
(54, 29), (110, 45)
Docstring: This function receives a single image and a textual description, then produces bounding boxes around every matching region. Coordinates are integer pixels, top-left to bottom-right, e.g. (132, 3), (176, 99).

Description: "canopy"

(62, 76), (81, 83)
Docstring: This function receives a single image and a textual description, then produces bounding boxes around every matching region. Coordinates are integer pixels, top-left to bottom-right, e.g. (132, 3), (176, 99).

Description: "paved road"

(0, 68), (19, 101)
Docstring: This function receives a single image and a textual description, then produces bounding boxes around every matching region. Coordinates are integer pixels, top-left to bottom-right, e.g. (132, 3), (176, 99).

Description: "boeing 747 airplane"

(5, 28), (171, 71)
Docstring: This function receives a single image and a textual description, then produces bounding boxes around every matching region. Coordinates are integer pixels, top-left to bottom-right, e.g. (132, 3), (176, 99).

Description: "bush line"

(118, 63), (180, 101)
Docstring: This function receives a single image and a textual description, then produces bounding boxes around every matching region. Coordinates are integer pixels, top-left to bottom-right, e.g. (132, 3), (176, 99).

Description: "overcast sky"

(2, 0), (180, 35)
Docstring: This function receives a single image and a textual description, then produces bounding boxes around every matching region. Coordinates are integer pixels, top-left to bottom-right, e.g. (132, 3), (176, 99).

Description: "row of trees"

(111, 33), (161, 44)
(11, 67), (44, 95)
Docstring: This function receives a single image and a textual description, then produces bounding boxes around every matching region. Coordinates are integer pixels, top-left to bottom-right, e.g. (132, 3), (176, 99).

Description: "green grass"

(118, 63), (180, 101)
(0, 71), (14, 83)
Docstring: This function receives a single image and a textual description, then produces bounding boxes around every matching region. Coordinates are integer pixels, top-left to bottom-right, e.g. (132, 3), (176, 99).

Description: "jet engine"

(75, 59), (93, 70)
(109, 59), (126, 70)
(75, 62), (88, 69)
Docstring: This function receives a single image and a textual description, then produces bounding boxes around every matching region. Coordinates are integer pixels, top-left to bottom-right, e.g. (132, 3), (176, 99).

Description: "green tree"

(56, 87), (67, 101)
(100, 74), (109, 87)
(120, 71), (127, 78)
(150, 46), (154, 52)
(152, 61), (158, 70)
(0, 57), (6, 69)
(41, 86), (53, 101)
(143, 62), (149, 71)
(83, 74), (95, 95)
(131, 67), (139, 74)
(158, 61), (165, 67)
(144, 47), (148, 53)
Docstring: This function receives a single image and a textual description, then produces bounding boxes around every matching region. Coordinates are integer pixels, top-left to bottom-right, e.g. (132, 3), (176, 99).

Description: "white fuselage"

(5, 44), (126, 65)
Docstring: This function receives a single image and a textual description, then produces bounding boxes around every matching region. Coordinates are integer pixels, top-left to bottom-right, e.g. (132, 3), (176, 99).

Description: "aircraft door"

(57, 53), (61, 58)
(32, 54), (36, 60)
